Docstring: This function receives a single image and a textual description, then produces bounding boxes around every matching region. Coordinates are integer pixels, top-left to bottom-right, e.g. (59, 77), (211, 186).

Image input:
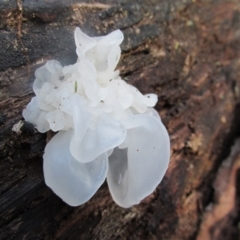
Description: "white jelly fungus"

(23, 27), (170, 208)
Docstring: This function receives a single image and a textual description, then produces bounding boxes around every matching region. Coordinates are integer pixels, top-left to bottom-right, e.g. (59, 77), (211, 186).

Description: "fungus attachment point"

(22, 27), (170, 208)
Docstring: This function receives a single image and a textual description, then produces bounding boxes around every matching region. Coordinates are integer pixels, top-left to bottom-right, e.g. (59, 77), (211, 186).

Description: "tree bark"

(0, 0), (240, 239)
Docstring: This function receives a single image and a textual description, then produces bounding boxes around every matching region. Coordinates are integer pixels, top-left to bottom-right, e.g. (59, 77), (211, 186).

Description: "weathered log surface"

(0, 0), (240, 239)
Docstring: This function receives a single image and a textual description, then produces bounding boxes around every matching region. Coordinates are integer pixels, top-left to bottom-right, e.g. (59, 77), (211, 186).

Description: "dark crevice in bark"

(191, 103), (240, 240)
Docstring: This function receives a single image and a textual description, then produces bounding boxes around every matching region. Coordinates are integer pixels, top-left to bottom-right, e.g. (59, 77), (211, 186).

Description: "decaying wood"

(197, 138), (240, 240)
(0, 0), (240, 239)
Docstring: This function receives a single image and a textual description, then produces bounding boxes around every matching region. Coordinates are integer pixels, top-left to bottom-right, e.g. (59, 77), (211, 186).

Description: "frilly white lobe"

(23, 27), (170, 208)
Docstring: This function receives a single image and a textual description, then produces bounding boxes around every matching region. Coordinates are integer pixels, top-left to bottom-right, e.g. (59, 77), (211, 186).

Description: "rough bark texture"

(0, 0), (240, 239)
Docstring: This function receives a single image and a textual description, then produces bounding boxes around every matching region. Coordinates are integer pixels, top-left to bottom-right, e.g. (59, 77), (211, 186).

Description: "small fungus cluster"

(23, 28), (170, 208)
